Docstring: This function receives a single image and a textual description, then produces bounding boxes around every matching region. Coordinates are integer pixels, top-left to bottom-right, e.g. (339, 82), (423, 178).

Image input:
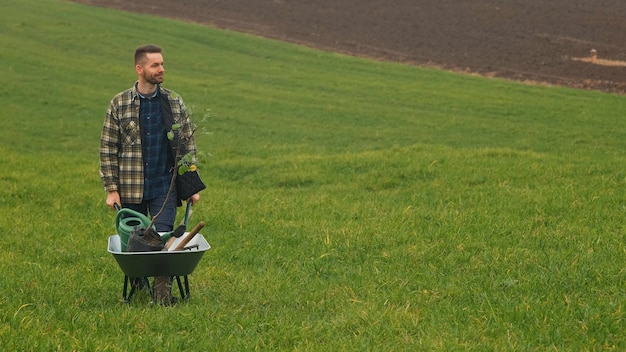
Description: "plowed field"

(75, 0), (626, 94)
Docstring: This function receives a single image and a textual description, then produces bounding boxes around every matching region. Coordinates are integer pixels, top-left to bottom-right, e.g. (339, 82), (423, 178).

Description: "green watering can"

(115, 204), (152, 252)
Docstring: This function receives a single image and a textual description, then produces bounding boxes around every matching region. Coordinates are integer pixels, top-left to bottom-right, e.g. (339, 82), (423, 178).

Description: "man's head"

(134, 45), (164, 85)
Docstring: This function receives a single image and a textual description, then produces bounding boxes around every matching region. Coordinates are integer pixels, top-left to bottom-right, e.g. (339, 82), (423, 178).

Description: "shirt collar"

(135, 82), (159, 99)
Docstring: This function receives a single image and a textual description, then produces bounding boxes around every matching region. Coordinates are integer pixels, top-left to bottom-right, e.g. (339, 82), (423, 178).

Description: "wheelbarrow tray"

(108, 233), (210, 278)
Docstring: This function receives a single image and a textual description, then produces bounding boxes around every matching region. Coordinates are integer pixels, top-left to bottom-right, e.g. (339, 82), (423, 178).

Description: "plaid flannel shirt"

(99, 84), (197, 204)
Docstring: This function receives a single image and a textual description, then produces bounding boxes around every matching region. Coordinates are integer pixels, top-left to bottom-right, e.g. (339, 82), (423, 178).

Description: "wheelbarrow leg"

(123, 276), (151, 303)
(123, 276), (130, 303)
(175, 276), (185, 300)
(174, 276), (191, 301)
(183, 275), (191, 300)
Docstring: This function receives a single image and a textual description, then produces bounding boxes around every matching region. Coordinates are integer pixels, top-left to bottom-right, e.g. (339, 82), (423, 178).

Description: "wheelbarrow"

(108, 232), (210, 303)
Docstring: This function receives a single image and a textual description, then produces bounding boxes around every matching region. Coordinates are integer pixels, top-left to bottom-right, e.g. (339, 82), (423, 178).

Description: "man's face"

(137, 52), (164, 85)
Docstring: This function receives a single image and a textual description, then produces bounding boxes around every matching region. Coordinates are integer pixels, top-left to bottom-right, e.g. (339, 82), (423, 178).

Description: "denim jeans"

(123, 192), (178, 232)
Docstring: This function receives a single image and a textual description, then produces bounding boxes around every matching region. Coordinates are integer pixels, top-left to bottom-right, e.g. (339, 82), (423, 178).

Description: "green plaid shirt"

(99, 84), (197, 204)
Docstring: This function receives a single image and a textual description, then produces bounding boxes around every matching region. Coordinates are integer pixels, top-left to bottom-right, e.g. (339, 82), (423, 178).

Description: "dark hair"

(134, 45), (162, 65)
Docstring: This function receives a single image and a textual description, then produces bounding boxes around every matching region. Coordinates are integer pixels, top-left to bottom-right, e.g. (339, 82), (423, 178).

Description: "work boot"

(153, 276), (175, 306)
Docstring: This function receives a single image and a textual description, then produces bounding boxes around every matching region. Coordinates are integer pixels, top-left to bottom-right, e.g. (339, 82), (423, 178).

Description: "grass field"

(1, 0), (626, 350)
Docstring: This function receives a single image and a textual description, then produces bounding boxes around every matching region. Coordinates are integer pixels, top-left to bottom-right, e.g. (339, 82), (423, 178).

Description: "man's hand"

(188, 193), (200, 206)
(106, 191), (121, 210)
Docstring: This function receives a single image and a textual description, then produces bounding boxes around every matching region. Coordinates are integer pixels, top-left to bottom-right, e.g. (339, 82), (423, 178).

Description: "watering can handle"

(114, 204), (152, 229)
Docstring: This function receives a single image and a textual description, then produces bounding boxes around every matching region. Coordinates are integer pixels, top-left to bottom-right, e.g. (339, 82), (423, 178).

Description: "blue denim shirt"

(138, 88), (173, 200)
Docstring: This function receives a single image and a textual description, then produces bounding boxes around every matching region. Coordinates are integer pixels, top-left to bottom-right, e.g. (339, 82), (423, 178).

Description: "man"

(100, 45), (200, 232)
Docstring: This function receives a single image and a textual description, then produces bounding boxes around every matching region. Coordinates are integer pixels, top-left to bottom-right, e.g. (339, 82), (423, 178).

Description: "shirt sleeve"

(175, 95), (198, 159)
(99, 98), (120, 192)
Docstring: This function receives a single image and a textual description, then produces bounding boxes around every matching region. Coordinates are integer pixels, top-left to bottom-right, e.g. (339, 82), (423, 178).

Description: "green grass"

(1, 0), (625, 350)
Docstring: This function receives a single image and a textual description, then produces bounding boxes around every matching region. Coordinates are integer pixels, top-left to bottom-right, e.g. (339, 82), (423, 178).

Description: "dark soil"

(74, 0), (626, 94)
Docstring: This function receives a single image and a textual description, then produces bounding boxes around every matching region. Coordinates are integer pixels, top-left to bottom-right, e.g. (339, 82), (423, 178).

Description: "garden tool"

(173, 221), (205, 251)
(163, 201), (193, 250)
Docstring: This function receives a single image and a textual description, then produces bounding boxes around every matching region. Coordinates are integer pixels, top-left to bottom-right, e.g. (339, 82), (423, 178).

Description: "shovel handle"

(163, 236), (177, 250)
(173, 221), (205, 251)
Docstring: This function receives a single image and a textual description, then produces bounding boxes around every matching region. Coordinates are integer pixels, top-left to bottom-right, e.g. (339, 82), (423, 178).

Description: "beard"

(143, 72), (163, 85)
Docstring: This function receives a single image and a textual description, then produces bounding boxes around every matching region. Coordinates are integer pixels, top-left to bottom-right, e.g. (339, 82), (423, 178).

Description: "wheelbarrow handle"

(183, 201), (192, 227)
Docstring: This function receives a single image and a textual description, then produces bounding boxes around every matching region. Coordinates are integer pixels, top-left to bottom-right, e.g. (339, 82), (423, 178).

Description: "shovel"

(173, 221), (205, 251)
